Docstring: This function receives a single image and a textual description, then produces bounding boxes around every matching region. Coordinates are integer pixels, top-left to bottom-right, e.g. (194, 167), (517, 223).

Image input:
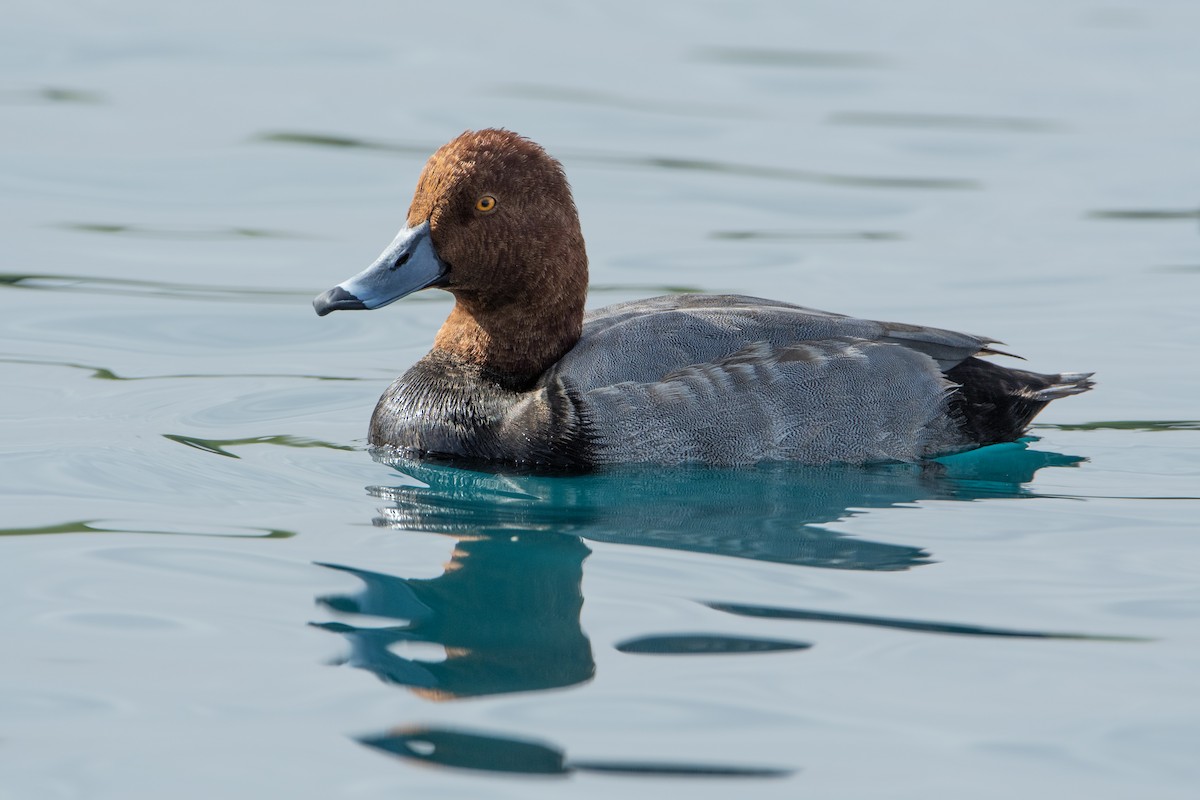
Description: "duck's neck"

(432, 290), (585, 389)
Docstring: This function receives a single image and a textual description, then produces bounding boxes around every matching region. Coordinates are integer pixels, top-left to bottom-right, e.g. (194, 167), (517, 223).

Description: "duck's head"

(315, 129), (588, 382)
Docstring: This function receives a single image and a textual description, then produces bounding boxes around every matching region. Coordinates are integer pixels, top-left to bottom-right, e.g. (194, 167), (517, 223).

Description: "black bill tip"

(313, 286), (367, 316)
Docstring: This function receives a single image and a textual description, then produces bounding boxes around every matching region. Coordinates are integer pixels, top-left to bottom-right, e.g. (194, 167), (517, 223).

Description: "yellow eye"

(475, 195), (497, 213)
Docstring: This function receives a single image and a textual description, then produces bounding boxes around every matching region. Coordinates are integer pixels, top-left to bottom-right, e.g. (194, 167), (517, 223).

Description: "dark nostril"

(388, 252), (412, 272)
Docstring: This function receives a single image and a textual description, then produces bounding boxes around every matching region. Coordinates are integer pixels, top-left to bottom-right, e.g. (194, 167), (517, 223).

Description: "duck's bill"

(313, 221), (448, 316)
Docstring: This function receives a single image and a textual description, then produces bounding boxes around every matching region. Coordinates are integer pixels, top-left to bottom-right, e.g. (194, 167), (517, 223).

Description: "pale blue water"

(3, 1), (1199, 798)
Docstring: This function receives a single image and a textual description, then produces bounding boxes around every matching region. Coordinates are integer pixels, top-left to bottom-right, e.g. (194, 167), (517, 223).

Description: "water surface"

(3, 2), (1199, 798)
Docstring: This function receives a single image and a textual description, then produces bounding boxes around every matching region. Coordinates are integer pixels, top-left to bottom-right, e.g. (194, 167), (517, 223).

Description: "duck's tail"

(1017, 371), (1096, 402)
(945, 357), (1094, 446)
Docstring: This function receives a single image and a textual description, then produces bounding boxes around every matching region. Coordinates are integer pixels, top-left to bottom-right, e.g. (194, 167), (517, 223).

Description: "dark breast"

(369, 353), (594, 471)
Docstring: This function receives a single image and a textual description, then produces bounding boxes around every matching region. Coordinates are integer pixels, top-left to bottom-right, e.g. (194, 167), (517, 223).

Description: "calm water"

(3, 1), (1199, 797)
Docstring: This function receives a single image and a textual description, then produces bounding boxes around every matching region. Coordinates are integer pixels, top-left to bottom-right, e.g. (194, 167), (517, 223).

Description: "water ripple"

(359, 724), (793, 778)
(0, 357), (363, 383)
(0, 86), (104, 105)
(0, 520), (294, 538)
(711, 229), (902, 241)
(616, 633), (812, 655)
(0, 689), (117, 718)
(1037, 420), (1199, 432)
(692, 46), (888, 69)
(94, 546), (316, 582)
(258, 130), (980, 190)
(489, 82), (750, 118)
(0, 272), (310, 303)
(829, 110), (1062, 133)
(59, 222), (311, 240)
(704, 601), (1147, 642)
(1088, 208), (1200, 221)
(577, 150), (979, 190)
(255, 131), (431, 156)
(163, 433), (356, 459)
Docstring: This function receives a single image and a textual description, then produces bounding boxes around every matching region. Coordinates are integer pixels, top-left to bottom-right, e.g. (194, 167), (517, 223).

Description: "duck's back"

(541, 295), (1022, 465)
(556, 294), (995, 388)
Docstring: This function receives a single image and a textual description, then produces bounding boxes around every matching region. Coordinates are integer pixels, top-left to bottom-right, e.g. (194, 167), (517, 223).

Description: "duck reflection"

(359, 724), (792, 778)
(315, 441), (1083, 702)
(367, 440), (1082, 571)
(314, 531), (594, 700)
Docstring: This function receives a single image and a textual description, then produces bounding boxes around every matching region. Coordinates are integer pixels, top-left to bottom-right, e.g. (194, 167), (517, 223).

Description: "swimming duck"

(314, 129), (1092, 469)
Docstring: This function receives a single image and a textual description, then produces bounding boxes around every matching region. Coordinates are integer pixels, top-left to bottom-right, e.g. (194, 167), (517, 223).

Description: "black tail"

(945, 357), (1094, 446)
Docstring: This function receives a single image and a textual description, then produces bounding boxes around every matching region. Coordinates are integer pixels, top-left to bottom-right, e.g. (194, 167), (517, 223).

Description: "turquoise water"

(3, 1), (1199, 797)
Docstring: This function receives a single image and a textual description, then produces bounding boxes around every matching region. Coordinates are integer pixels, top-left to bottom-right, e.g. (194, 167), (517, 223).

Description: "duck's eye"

(474, 195), (497, 213)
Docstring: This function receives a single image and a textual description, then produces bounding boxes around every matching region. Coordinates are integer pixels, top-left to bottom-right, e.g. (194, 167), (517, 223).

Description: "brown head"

(313, 129), (588, 386)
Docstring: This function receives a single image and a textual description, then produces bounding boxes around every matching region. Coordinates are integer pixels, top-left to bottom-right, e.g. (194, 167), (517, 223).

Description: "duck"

(314, 128), (1093, 469)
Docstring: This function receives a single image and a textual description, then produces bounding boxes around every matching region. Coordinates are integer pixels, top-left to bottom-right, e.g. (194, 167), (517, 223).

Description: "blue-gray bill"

(313, 220), (447, 316)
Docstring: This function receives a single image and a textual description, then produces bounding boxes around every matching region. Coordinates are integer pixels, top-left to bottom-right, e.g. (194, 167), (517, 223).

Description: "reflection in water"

(360, 725), (792, 778)
(368, 442), (1082, 571)
(705, 602), (1146, 642)
(316, 444), (1084, 697)
(318, 443), (1086, 773)
(314, 532), (594, 700)
(616, 633), (812, 655)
